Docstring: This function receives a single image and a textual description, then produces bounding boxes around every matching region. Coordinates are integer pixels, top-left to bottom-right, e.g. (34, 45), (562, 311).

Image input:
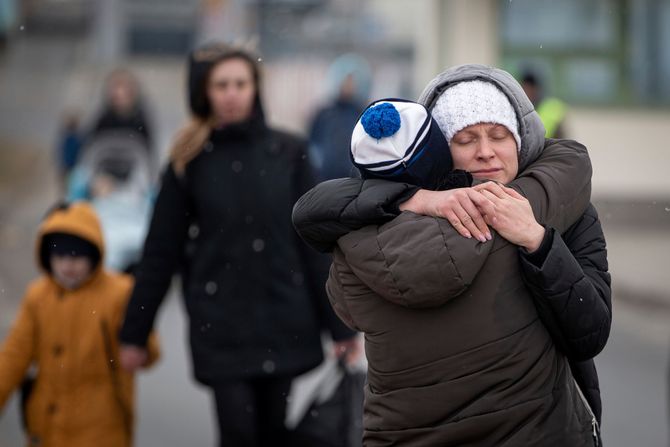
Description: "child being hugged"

(0, 202), (159, 447)
(350, 98), (471, 190)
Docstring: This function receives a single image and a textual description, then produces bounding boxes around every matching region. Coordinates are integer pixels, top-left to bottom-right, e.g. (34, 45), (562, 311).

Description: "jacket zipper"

(573, 378), (600, 446)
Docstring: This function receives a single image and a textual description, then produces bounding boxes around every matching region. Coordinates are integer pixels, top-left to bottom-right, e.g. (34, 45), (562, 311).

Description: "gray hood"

(417, 64), (545, 171)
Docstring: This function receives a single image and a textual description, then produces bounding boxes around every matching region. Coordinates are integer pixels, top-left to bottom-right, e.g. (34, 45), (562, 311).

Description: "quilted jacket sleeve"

(510, 138), (592, 232)
(332, 212), (493, 309)
(293, 138), (592, 253)
(325, 248), (365, 332)
(519, 205), (611, 360)
(292, 178), (418, 253)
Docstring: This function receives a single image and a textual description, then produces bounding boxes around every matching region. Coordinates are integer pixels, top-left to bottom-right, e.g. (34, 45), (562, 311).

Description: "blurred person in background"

(294, 65), (611, 445)
(62, 69), (157, 273)
(307, 53), (372, 182)
(521, 69), (568, 139)
(55, 111), (83, 192)
(118, 42), (359, 447)
(89, 68), (154, 152)
(0, 0), (17, 51)
(0, 202), (159, 447)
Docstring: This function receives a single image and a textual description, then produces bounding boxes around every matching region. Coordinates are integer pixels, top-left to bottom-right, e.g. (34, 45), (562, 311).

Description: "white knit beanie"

(431, 80), (521, 151)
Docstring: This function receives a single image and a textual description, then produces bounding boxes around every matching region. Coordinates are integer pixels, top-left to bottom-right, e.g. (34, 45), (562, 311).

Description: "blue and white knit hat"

(431, 80), (521, 150)
(351, 99), (453, 190)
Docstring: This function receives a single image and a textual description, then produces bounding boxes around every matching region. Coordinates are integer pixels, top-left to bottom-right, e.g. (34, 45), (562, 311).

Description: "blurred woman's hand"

(120, 345), (149, 372)
(399, 188), (496, 242)
(473, 182), (545, 252)
(333, 336), (364, 366)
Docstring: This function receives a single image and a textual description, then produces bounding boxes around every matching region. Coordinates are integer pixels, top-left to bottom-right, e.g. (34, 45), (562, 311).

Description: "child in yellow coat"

(0, 202), (160, 447)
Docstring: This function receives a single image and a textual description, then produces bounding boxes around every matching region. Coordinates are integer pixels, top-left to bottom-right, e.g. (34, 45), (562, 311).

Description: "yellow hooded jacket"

(0, 202), (159, 447)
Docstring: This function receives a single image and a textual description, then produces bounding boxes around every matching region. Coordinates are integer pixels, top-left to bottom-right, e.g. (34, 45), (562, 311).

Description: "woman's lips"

(472, 168), (502, 176)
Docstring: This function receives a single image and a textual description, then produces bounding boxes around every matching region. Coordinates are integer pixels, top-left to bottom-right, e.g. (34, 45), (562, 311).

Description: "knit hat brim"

(431, 80), (522, 151)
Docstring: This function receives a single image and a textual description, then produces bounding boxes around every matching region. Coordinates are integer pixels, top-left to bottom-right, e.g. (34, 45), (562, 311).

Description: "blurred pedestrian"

(294, 65), (611, 445)
(89, 68), (153, 151)
(118, 42), (359, 447)
(0, 202), (160, 447)
(307, 53), (372, 181)
(55, 111), (83, 191)
(521, 69), (568, 138)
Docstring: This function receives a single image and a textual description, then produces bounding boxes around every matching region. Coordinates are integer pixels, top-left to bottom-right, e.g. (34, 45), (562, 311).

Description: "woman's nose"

(476, 138), (496, 160)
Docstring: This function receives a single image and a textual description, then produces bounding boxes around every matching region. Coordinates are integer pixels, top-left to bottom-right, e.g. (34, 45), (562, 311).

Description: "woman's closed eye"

(488, 126), (511, 141)
(453, 136), (475, 145)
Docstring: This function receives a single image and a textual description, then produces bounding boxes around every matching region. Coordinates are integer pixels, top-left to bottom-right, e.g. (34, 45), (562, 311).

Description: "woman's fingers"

(444, 206), (473, 239)
(467, 189), (497, 219)
(458, 195), (491, 241)
(479, 189), (504, 222)
(476, 182), (527, 203)
(459, 211), (484, 242)
(472, 181), (499, 193)
(445, 201), (488, 242)
(427, 188), (496, 241)
(479, 189), (499, 201)
(502, 185), (526, 200)
(474, 181), (509, 199)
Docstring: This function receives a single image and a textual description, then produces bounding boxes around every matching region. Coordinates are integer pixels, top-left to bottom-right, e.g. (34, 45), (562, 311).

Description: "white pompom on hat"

(431, 80), (522, 151)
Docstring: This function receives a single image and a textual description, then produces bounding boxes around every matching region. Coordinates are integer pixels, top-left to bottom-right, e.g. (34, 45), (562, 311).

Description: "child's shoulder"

(95, 271), (135, 316)
(23, 276), (57, 303)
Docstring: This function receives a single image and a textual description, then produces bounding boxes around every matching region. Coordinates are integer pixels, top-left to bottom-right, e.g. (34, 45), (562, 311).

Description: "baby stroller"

(67, 130), (156, 273)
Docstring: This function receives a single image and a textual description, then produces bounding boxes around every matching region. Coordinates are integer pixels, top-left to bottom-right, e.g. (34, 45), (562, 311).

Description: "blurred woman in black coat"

(118, 43), (358, 447)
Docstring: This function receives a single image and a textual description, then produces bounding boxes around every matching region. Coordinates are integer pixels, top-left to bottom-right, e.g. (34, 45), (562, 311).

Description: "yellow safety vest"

(536, 97), (567, 138)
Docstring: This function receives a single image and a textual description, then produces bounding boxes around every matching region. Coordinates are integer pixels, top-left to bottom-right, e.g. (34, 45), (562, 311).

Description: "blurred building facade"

(413, 0), (670, 201)
(4, 0), (669, 200)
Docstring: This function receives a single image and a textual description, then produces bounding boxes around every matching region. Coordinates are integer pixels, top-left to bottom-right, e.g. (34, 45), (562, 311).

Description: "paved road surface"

(1, 292), (668, 447)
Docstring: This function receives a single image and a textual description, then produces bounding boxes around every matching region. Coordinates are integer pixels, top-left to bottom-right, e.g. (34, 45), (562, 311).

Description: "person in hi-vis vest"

(521, 71), (567, 139)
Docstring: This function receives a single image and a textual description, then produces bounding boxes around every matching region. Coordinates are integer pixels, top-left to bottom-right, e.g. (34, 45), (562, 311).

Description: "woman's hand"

(473, 182), (546, 252)
(120, 344), (149, 372)
(399, 188), (496, 243)
(333, 336), (364, 366)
